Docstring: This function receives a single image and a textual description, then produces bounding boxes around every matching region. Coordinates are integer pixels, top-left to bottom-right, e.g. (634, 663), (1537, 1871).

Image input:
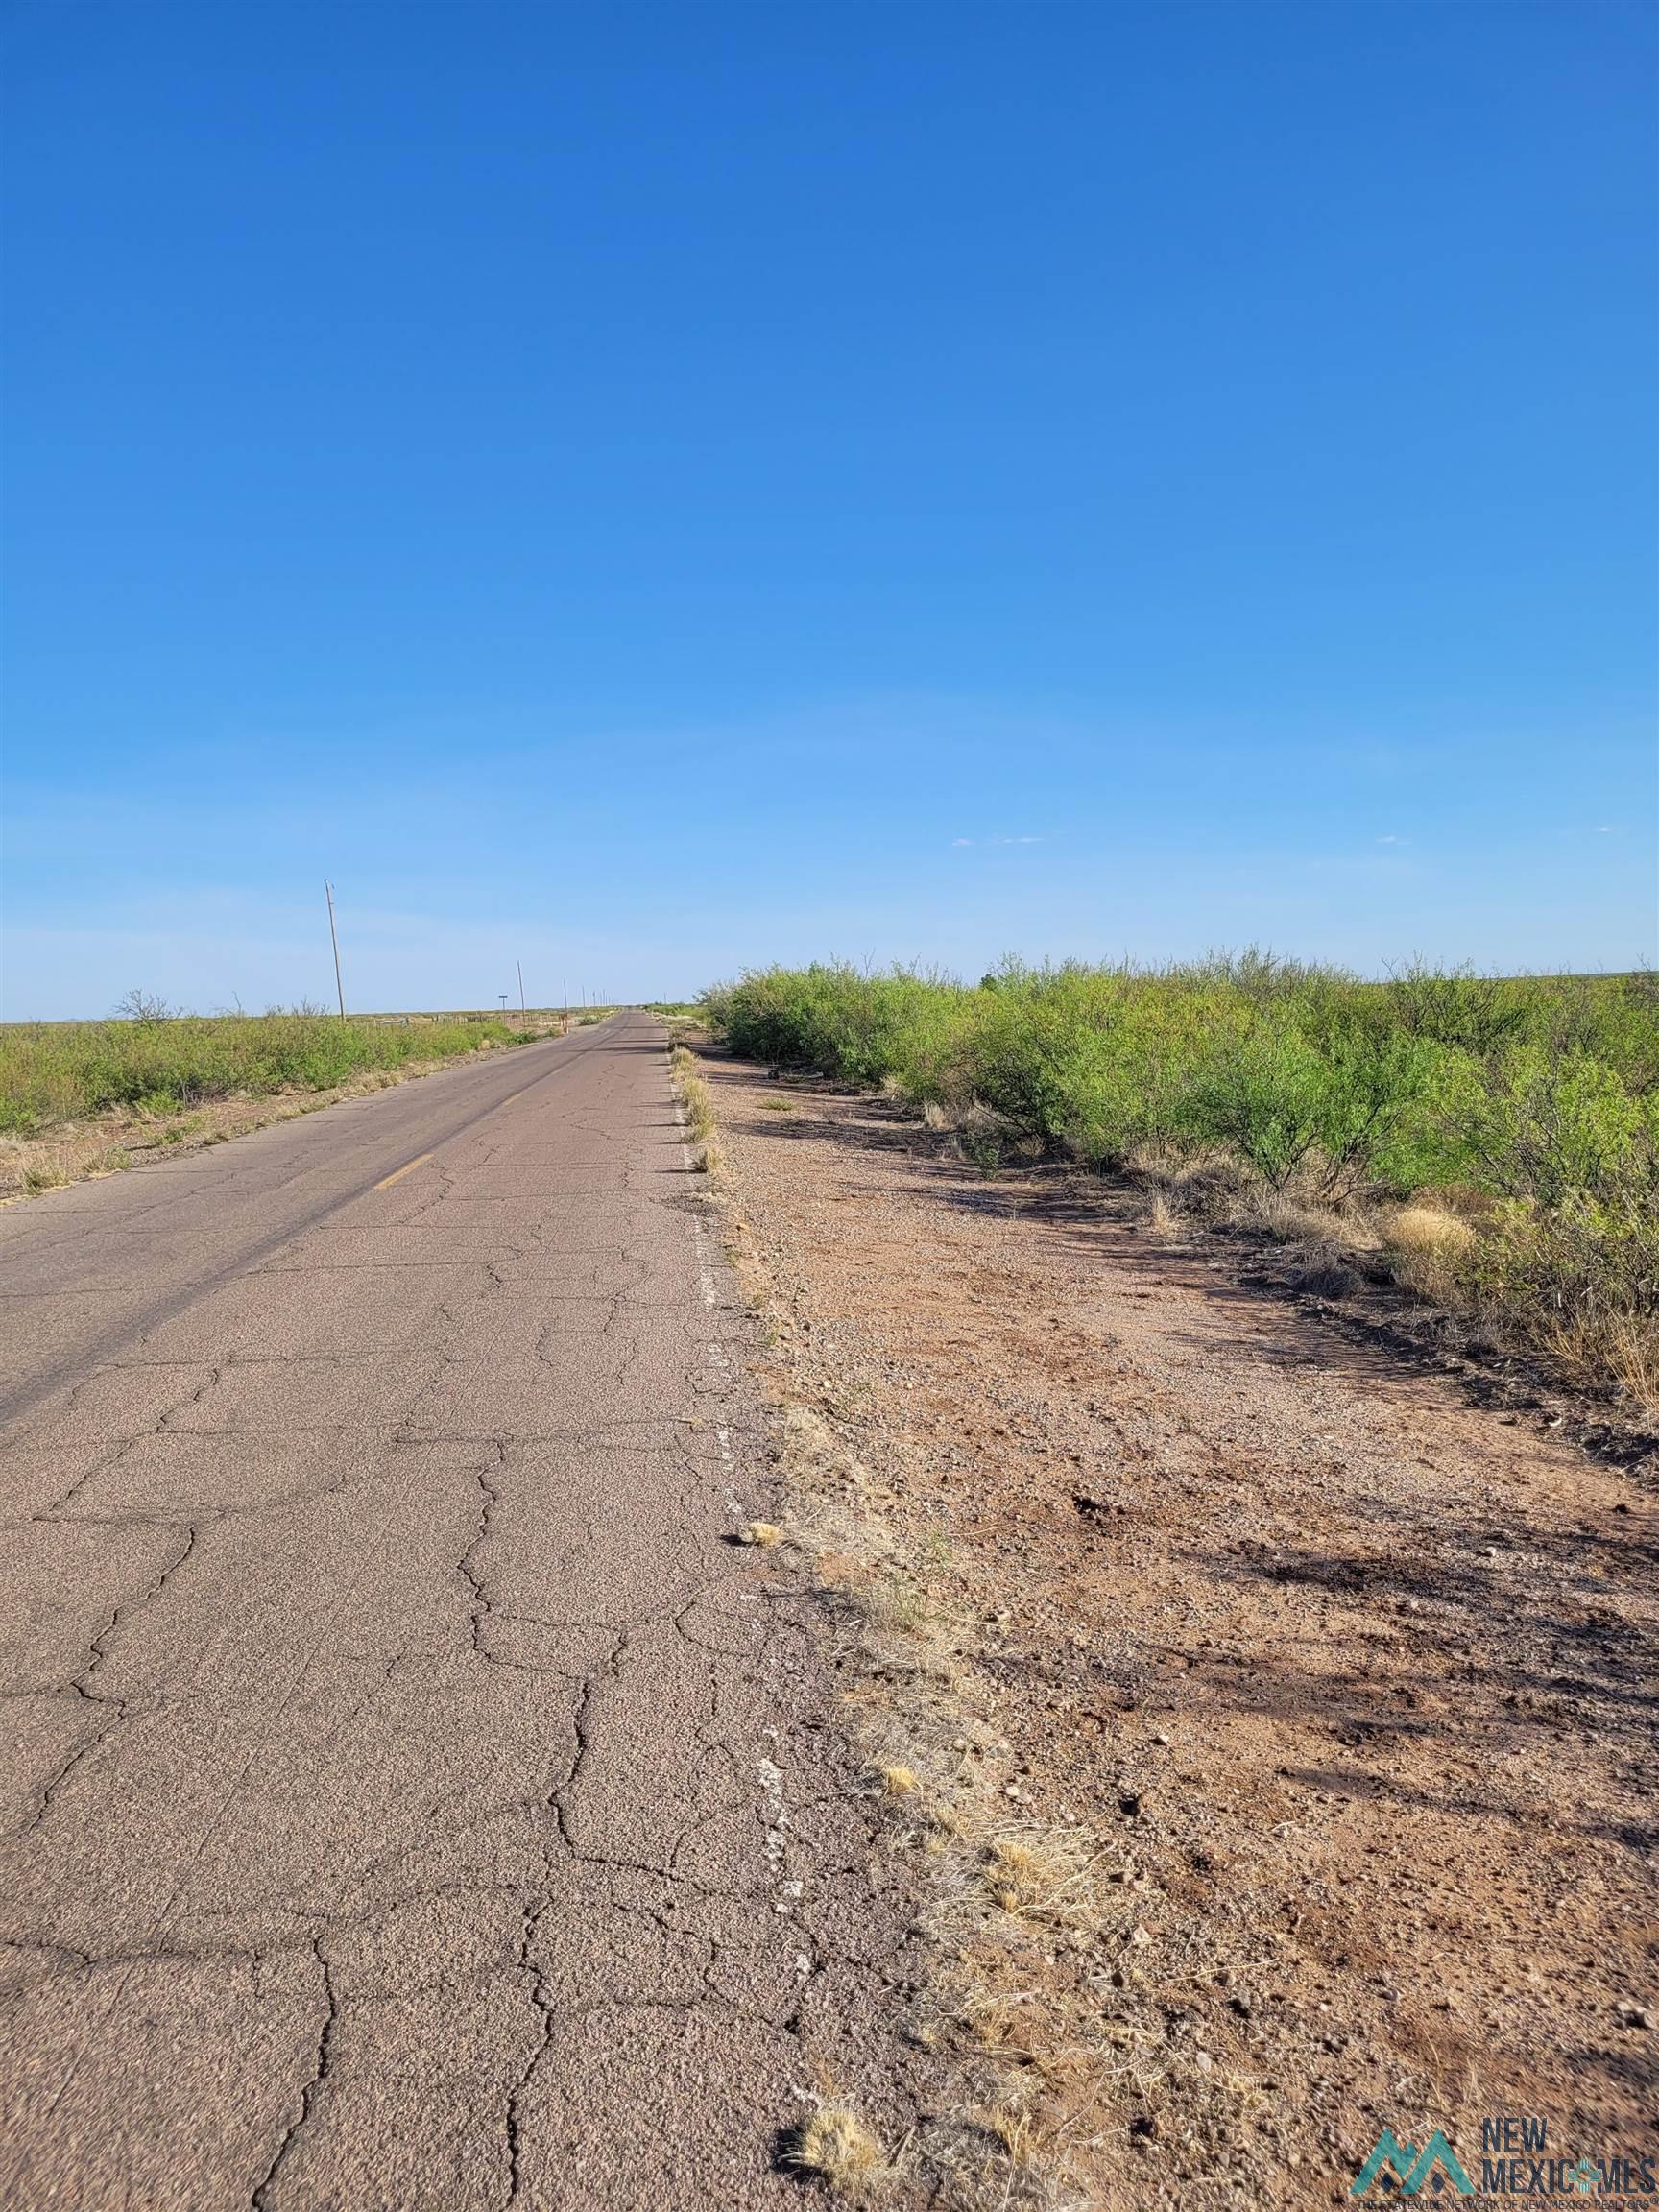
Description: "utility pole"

(517, 960), (525, 1018)
(563, 976), (568, 1034)
(324, 880), (346, 1020)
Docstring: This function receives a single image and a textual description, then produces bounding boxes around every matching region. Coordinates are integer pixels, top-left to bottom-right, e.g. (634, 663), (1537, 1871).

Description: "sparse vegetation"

(668, 1042), (720, 1169)
(703, 959), (1659, 1407)
(707, 1046), (1659, 2205)
(1383, 1201), (1477, 1302)
(784, 2104), (883, 2195)
(0, 1006), (538, 1135)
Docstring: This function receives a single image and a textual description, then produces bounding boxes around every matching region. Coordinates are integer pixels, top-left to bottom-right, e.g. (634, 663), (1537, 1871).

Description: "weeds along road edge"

(700, 961), (1659, 1417)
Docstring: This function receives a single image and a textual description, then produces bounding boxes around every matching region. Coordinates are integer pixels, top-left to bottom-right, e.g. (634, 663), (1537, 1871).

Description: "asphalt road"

(0, 1013), (916, 2209)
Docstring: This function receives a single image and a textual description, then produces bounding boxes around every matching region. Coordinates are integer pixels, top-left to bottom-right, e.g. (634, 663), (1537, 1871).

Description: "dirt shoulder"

(700, 1051), (1659, 2208)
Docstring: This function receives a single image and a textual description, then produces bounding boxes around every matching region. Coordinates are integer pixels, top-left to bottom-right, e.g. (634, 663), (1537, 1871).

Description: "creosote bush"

(704, 958), (1659, 1407)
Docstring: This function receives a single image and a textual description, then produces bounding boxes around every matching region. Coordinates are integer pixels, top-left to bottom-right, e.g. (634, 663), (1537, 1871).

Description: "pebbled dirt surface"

(0, 1016), (930, 2210)
(706, 1057), (1659, 2207)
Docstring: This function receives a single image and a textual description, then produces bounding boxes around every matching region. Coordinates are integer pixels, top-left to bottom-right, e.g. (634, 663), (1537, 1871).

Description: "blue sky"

(2, 0), (1654, 1017)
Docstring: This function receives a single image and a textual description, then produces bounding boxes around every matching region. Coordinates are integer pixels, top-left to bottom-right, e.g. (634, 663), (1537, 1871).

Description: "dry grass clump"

(1389, 1200), (1478, 1255)
(983, 1836), (1057, 1915)
(1126, 1142), (1252, 1224)
(785, 2103), (883, 2194)
(1556, 1306), (1659, 1413)
(852, 1569), (931, 1638)
(1384, 1201), (1476, 1302)
(682, 1078), (717, 1142)
(1200, 1181), (1377, 1298)
(1123, 1139), (1188, 1184)
(974, 1827), (1103, 1938)
(987, 2104), (1039, 2168)
(1143, 1188), (1183, 1238)
(737, 1519), (781, 1548)
(668, 1043), (720, 1168)
(1238, 1187), (1371, 1249)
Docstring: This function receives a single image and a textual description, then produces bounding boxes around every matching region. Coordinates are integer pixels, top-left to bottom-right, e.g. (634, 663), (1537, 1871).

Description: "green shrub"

(0, 1009), (532, 1129)
(1186, 1023), (1334, 1190)
(1470, 1047), (1651, 1207)
(702, 957), (1659, 1406)
(711, 963), (965, 1088)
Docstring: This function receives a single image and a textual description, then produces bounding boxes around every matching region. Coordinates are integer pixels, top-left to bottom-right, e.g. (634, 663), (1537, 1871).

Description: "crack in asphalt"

(0, 1015), (923, 2211)
(17, 1517), (204, 1836)
(250, 1938), (340, 2212)
(0, 1029), (618, 1431)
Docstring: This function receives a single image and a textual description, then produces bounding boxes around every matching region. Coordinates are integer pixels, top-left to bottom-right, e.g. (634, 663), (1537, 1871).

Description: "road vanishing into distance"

(0, 1013), (912, 2210)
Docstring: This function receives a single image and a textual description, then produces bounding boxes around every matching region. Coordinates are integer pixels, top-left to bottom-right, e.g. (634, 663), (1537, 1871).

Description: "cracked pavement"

(0, 1014), (925, 2209)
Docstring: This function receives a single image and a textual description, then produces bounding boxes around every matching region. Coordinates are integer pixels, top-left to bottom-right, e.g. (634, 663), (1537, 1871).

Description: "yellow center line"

(371, 1059), (550, 1193)
(373, 1151), (435, 1190)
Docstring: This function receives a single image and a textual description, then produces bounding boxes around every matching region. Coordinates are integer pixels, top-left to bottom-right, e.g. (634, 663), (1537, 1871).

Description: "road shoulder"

(695, 1047), (1659, 2208)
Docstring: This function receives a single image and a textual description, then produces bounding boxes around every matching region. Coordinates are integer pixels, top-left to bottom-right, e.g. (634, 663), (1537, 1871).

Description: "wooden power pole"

(324, 880), (346, 1019)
